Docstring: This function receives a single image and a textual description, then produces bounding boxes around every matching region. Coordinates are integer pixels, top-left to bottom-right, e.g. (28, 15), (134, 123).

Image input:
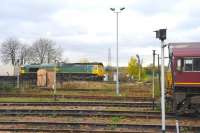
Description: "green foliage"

(109, 116), (125, 130)
(180, 127), (193, 133)
(140, 69), (146, 80)
(154, 78), (161, 97)
(128, 56), (138, 79)
(128, 56), (145, 80)
(111, 116), (124, 123)
(144, 65), (160, 77)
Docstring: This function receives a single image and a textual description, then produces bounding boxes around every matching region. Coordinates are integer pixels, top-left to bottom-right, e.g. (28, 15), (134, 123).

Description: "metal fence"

(0, 76), (37, 89)
(0, 76), (17, 87)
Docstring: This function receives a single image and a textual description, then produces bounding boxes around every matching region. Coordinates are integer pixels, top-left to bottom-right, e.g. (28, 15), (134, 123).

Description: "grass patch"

(0, 97), (55, 102)
(108, 116), (125, 130)
(111, 116), (125, 123)
(154, 78), (160, 98)
(0, 81), (152, 97)
(180, 127), (193, 133)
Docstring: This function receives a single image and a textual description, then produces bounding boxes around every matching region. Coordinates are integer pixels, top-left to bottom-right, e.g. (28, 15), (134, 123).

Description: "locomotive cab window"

(193, 58), (200, 71)
(29, 68), (39, 72)
(184, 59), (193, 71)
(183, 58), (200, 71)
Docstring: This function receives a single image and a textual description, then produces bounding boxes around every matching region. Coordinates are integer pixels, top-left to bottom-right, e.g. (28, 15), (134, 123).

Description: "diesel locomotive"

(167, 42), (200, 114)
(20, 62), (105, 81)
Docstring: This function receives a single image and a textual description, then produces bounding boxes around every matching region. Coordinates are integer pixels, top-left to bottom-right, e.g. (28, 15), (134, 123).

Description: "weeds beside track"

(0, 121), (198, 132)
(0, 93), (153, 101)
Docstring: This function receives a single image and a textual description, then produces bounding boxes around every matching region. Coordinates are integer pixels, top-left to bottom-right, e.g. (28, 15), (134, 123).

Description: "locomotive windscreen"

(29, 68), (39, 72)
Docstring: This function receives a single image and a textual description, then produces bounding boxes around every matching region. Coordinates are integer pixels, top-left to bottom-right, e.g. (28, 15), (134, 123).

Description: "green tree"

(128, 56), (146, 80)
(128, 56), (139, 80)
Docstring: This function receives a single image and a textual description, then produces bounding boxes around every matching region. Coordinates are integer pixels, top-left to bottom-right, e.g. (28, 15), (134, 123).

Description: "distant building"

(0, 65), (13, 76)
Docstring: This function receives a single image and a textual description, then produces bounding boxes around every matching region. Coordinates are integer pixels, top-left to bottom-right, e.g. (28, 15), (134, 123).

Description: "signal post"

(154, 29), (167, 133)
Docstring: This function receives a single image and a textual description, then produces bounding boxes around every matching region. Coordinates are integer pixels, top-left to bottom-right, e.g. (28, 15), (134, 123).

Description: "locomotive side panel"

(173, 57), (200, 90)
(168, 43), (200, 114)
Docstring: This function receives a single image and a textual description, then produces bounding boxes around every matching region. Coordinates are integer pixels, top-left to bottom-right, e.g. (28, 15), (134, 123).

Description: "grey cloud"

(57, 40), (111, 55)
(0, 15), (87, 41)
(0, 0), (63, 39)
(0, 0), (90, 42)
(176, 7), (200, 30)
(58, 41), (110, 64)
(120, 33), (159, 48)
(0, 0), (66, 22)
(177, 18), (200, 30)
(0, 20), (87, 42)
(130, 0), (180, 15)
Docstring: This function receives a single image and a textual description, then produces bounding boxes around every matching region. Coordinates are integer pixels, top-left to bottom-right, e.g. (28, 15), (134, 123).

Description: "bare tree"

(19, 44), (30, 65)
(0, 38), (21, 65)
(31, 38), (62, 64)
(46, 44), (62, 63)
(0, 38), (62, 65)
(25, 47), (38, 64)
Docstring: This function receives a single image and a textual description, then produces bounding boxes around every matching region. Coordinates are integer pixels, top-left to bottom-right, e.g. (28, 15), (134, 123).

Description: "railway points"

(0, 101), (157, 107)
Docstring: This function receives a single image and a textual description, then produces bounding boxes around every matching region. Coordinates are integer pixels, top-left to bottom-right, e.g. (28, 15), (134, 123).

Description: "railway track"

(0, 93), (153, 101)
(0, 128), (157, 133)
(0, 109), (181, 118)
(38, 88), (150, 92)
(0, 101), (157, 107)
(0, 121), (198, 132)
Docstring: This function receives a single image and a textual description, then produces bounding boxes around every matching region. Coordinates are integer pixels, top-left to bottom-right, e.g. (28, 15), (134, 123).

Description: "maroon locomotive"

(167, 42), (200, 114)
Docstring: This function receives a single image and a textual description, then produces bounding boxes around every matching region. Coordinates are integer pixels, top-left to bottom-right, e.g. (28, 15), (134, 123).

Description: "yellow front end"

(20, 66), (25, 74)
(97, 65), (105, 77)
(92, 65), (105, 77)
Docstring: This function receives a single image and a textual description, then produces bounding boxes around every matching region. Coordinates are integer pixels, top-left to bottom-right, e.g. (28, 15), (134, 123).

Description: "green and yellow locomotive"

(20, 62), (105, 81)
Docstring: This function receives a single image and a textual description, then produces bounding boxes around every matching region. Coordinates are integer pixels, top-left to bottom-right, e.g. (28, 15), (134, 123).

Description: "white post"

(152, 50), (155, 109)
(116, 12), (119, 95)
(110, 7), (125, 95)
(16, 60), (20, 88)
(53, 61), (57, 100)
(152, 56), (155, 99)
(17, 64), (20, 88)
(176, 119), (180, 133)
(161, 40), (166, 132)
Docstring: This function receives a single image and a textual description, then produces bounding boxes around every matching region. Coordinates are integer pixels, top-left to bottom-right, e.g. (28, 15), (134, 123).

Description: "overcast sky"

(0, 0), (200, 68)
